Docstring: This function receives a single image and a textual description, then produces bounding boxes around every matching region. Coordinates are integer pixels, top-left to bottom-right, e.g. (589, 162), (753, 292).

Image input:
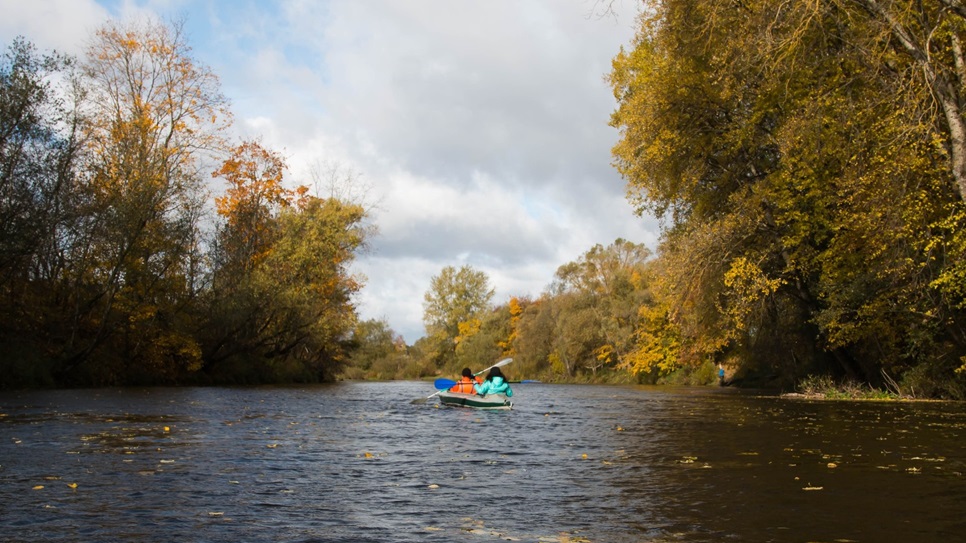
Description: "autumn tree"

(621, 256), (695, 384)
(510, 296), (554, 378)
(247, 196), (368, 381)
(212, 140), (296, 273)
(0, 22), (375, 388)
(51, 16), (233, 384)
(204, 140), (369, 382)
(553, 239), (650, 375)
(454, 304), (513, 372)
(610, 0), (966, 395)
(422, 264), (494, 369)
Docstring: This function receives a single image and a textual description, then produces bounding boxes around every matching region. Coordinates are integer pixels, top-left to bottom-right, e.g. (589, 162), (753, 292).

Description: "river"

(1, 382), (964, 542)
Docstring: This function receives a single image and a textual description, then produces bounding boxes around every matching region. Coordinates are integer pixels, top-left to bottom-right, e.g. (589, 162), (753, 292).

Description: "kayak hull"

(437, 391), (512, 410)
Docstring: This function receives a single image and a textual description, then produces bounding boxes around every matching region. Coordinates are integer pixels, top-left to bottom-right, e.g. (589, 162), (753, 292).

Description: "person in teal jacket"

(474, 366), (513, 397)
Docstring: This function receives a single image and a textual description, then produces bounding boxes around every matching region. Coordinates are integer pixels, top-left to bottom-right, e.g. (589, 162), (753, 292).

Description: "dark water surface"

(1, 382), (964, 542)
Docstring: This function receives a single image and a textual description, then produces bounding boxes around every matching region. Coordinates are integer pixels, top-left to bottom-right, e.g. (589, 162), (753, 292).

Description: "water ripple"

(1, 383), (965, 542)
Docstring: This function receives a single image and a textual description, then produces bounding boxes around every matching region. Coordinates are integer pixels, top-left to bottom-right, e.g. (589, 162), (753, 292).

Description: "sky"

(1, 0), (659, 343)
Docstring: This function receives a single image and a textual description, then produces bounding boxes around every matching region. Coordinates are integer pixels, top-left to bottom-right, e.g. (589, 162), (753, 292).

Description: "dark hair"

(486, 367), (504, 381)
(461, 368), (473, 378)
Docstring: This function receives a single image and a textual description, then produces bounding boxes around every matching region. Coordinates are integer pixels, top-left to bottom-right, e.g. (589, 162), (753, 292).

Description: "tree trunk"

(851, 0), (966, 201)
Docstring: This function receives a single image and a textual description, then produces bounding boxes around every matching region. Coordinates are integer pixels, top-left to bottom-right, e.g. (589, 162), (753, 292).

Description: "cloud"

(0, 0), (108, 54)
(1, 0), (657, 343)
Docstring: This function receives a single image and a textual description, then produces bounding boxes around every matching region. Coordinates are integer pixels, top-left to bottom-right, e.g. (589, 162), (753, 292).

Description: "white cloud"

(1, 0), (657, 343)
(0, 0), (107, 54)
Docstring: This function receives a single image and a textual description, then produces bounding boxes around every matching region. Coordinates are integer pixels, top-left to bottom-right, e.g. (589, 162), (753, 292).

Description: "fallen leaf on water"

(363, 451), (373, 458)
(266, 444), (278, 449)
(32, 485), (44, 490)
(827, 463), (838, 468)
(428, 484), (439, 489)
(67, 483), (78, 489)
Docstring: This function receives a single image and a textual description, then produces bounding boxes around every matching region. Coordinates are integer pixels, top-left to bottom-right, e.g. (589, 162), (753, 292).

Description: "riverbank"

(780, 374), (956, 401)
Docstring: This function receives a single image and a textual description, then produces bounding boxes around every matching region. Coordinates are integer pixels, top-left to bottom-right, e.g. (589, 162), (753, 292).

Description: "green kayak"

(437, 391), (512, 410)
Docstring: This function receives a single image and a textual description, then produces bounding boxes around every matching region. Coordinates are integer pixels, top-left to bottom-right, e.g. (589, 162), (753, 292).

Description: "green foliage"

(420, 264), (494, 369)
(510, 297), (555, 378)
(342, 319), (413, 380)
(796, 374), (904, 401)
(454, 305), (511, 375)
(658, 359), (717, 387)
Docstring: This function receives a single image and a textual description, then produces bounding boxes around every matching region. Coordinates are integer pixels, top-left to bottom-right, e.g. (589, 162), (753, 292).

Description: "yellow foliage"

(594, 344), (614, 363)
(622, 302), (681, 375)
(455, 319), (482, 346)
(721, 257), (784, 332)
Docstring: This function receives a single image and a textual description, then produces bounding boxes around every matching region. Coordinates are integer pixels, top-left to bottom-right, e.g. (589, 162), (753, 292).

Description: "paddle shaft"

(435, 358), (513, 390)
(411, 358), (513, 403)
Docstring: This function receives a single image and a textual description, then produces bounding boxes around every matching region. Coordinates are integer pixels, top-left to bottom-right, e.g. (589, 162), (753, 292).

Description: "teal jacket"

(474, 376), (513, 397)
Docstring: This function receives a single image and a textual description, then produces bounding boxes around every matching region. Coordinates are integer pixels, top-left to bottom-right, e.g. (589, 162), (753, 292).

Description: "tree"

(422, 265), (494, 368)
(344, 319), (409, 379)
(455, 304), (512, 371)
(551, 239), (650, 375)
(213, 139), (297, 273)
(609, 0), (966, 394)
(0, 38), (82, 386)
(59, 16), (231, 383)
(510, 296), (554, 378)
(252, 196), (368, 380)
(844, 0), (966, 202)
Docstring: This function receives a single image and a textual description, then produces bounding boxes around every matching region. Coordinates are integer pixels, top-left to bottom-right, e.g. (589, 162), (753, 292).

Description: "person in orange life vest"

(449, 367), (482, 394)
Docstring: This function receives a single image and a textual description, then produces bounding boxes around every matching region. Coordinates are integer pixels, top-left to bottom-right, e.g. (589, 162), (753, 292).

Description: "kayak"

(437, 391), (512, 410)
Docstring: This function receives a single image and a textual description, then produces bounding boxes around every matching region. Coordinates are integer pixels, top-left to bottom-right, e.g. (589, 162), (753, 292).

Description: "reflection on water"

(1, 383), (964, 542)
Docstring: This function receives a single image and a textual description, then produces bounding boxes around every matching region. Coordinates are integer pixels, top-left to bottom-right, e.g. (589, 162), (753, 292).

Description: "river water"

(1, 382), (964, 542)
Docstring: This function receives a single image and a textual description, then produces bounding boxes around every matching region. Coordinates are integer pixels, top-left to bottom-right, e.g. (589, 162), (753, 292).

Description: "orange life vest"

(449, 376), (481, 394)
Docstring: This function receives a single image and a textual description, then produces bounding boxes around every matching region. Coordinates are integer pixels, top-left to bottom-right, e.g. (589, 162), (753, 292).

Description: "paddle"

(410, 358), (513, 404)
(434, 378), (457, 390)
